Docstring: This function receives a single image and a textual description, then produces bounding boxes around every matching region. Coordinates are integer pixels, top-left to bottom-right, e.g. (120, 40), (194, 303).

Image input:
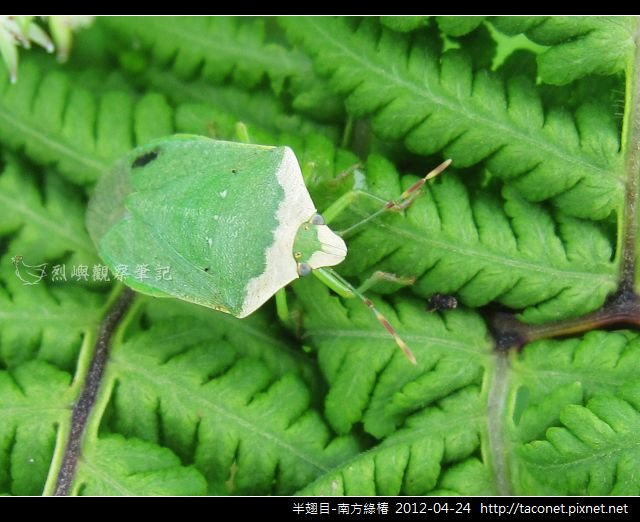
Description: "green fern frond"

(328, 155), (616, 324)
(0, 57), (349, 188)
(101, 16), (342, 120)
(511, 331), (640, 443)
(0, 361), (72, 495)
(299, 388), (493, 495)
(509, 333), (640, 494)
(0, 279), (104, 370)
(380, 16), (430, 33)
(0, 154), (106, 370)
(141, 298), (324, 393)
(102, 17), (299, 91)
(516, 385), (640, 495)
(143, 68), (341, 140)
(491, 16), (636, 85)
(291, 277), (491, 437)
(75, 435), (207, 495)
(2, 15), (639, 497)
(0, 153), (96, 262)
(105, 303), (362, 495)
(0, 60), (173, 185)
(282, 17), (624, 219)
(436, 16), (486, 37)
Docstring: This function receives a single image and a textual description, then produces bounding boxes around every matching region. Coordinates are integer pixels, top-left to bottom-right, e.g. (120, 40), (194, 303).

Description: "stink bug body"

(87, 134), (450, 363)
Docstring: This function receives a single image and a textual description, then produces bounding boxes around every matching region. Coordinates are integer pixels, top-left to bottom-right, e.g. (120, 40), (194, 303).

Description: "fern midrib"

(75, 458), (135, 495)
(512, 364), (636, 389)
(303, 18), (622, 188)
(524, 438), (640, 470)
(381, 411), (485, 448)
(110, 356), (334, 474)
(136, 318), (291, 353)
(0, 192), (95, 257)
(371, 218), (616, 285)
(130, 18), (309, 82)
(618, 17), (640, 288)
(128, 317), (315, 373)
(302, 409), (486, 493)
(213, 312), (321, 371)
(1, 406), (69, 415)
(0, 106), (108, 180)
(0, 309), (100, 327)
(212, 313), (297, 351)
(305, 328), (491, 358)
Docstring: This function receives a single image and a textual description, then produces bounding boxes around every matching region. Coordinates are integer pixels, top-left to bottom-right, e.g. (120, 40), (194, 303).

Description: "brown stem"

(490, 289), (640, 350)
(53, 289), (134, 496)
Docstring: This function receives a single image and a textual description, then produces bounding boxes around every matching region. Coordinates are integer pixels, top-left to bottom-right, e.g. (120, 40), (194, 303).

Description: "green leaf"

(0, 59), (174, 185)
(282, 17), (624, 219)
(102, 17), (303, 92)
(380, 16), (429, 33)
(142, 70), (341, 140)
(0, 152), (97, 264)
(436, 16), (486, 37)
(0, 281), (103, 370)
(2, 15), (640, 498)
(104, 299), (361, 494)
(491, 16), (636, 85)
(299, 388), (494, 495)
(331, 155), (616, 323)
(509, 332), (640, 495)
(291, 277), (491, 437)
(516, 387), (640, 495)
(0, 361), (72, 495)
(0, 153), (106, 369)
(74, 435), (207, 495)
(101, 16), (342, 120)
(510, 332), (640, 442)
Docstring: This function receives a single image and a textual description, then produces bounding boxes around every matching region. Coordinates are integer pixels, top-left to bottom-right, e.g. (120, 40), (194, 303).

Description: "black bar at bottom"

(5, 495), (637, 519)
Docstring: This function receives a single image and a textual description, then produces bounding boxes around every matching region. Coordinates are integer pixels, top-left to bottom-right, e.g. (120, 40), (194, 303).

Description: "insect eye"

(311, 213), (325, 226)
(297, 262), (312, 277)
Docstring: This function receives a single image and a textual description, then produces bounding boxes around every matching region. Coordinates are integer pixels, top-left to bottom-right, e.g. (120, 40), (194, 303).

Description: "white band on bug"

(240, 147), (316, 318)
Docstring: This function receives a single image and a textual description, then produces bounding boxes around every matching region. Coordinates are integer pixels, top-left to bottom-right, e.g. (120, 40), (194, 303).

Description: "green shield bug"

(87, 134), (450, 364)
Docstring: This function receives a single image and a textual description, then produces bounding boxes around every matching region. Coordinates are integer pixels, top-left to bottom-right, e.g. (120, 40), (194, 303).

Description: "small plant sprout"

(87, 134), (450, 364)
(0, 16), (93, 83)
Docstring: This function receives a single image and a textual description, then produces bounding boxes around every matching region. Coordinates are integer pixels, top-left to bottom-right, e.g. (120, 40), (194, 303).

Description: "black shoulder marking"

(132, 150), (159, 169)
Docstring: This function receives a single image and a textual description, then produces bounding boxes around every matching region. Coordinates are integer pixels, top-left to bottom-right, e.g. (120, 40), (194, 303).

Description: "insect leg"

(321, 159), (451, 236)
(275, 287), (290, 324)
(234, 122), (251, 144)
(320, 189), (387, 226)
(313, 267), (416, 365)
(343, 159), (452, 236)
(357, 271), (416, 294)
